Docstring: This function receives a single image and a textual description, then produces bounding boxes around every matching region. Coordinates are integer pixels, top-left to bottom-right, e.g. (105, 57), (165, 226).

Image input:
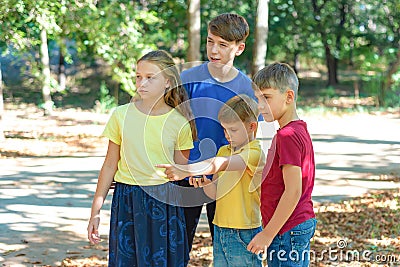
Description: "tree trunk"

(0, 62), (4, 141)
(252, 0), (269, 76)
(58, 47), (66, 92)
(311, 0), (339, 87)
(40, 28), (53, 115)
(187, 0), (201, 67)
(325, 45), (338, 86)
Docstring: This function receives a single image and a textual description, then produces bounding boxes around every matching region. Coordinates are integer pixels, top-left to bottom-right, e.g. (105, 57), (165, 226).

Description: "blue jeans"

(214, 225), (263, 267)
(266, 218), (317, 267)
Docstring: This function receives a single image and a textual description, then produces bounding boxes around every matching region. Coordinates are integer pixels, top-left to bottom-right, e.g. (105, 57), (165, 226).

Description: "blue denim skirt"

(108, 182), (189, 267)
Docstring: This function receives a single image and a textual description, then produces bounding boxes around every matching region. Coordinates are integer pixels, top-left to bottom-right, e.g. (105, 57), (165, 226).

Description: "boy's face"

(221, 120), (256, 150)
(255, 87), (288, 122)
(206, 30), (245, 67)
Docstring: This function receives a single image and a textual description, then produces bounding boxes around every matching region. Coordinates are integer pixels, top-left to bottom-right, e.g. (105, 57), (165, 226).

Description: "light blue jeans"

(213, 225), (263, 267)
(266, 218), (317, 267)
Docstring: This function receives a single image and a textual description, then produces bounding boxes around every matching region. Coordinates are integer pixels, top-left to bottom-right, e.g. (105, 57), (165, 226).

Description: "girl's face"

(136, 60), (170, 101)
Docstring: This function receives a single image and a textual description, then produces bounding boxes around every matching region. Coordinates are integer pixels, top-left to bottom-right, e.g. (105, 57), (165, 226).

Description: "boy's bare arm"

(156, 155), (247, 181)
(247, 164), (302, 253)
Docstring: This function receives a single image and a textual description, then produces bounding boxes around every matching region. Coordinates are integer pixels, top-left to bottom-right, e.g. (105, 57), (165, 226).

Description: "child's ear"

(235, 42), (246, 56)
(286, 90), (295, 103)
(165, 79), (171, 89)
(249, 121), (258, 132)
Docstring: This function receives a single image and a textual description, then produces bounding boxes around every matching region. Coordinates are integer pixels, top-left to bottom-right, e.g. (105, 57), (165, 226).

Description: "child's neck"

(207, 63), (238, 83)
(278, 108), (300, 129)
(232, 135), (254, 152)
(135, 98), (171, 116)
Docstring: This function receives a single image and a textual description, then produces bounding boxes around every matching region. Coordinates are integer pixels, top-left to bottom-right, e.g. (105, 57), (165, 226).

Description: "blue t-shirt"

(181, 62), (257, 164)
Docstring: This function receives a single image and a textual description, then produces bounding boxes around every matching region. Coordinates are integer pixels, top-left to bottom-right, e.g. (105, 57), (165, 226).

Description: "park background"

(0, 0), (399, 266)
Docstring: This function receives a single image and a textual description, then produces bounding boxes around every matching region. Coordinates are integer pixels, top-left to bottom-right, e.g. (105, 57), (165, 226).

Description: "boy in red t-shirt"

(247, 63), (317, 266)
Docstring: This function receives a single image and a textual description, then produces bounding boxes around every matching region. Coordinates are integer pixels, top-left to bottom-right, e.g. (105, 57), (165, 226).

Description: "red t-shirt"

(260, 120), (315, 235)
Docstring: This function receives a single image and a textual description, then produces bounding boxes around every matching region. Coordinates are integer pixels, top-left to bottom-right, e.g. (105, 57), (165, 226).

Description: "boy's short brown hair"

(253, 62), (299, 99)
(218, 94), (259, 124)
(208, 13), (249, 43)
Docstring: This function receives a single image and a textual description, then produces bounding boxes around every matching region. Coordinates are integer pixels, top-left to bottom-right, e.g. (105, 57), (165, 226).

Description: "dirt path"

(1, 109), (399, 266)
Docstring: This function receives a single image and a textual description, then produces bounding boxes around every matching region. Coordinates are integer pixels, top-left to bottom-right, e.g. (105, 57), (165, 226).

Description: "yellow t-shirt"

(213, 140), (266, 229)
(102, 103), (193, 185)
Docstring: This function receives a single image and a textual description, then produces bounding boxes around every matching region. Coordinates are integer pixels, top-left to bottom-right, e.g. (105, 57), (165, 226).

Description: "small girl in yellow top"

(87, 50), (196, 267)
(158, 94), (265, 266)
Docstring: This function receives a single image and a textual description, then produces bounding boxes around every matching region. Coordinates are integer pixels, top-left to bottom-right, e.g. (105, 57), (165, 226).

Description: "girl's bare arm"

(87, 141), (120, 244)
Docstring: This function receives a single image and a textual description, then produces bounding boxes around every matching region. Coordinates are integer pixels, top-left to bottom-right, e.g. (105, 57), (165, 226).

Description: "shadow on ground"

(0, 156), (111, 266)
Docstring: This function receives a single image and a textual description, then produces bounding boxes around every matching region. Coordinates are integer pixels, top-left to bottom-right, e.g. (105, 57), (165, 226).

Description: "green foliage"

(142, 0), (187, 58)
(320, 86), (336, 99)
(345, 0), (399, 106)
(1, 0), (399, 109)
(385, 72), (400, 107)
(268, 0), (321, 64)
(361, 74), (381, 100)
(97, 81), (116, 113)
(75, 1), (159, 94)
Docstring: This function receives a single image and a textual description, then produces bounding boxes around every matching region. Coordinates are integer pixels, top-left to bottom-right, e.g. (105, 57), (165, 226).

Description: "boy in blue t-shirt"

(179, 13), (258, 251)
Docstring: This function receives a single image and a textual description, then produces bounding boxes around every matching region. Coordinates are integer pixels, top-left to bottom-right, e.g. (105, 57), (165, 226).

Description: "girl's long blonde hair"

(137, 50), (197, 140)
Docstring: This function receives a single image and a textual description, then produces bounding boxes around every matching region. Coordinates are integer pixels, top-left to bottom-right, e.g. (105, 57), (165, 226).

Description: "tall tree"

(39, 28), (53, 115)
(353, 0), (400, 106)
(267, 0), (318, 72)
(57, 41), (66, 92)
(0, 0), (26, 139)
(187, 0), (201, 65)
(252, 0), (269, 76)
(0, 0), (63, 114)
(310, 0), (351, 86)
(374, 0), (400, 106)
(33, 1), (63, 114)
(76, 1), (158, 94)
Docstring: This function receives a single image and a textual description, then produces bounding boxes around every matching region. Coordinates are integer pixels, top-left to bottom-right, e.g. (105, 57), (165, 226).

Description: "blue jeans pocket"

(214, 226), (263, 267)
(236, 227), (262, 249)
(289, 219), (317, 264)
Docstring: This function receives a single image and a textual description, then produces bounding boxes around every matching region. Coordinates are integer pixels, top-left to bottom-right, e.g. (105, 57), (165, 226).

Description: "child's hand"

(156, 164), (187, 181)
(87, 215), (101, 244)
(247, 230), (273, 255)
(189, 175), (211, 188)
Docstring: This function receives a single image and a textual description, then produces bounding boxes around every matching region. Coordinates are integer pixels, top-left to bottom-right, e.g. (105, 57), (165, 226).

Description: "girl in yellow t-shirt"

(87, 50), (196, 267)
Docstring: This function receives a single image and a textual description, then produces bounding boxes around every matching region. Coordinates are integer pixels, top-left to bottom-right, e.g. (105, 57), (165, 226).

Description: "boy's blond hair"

(253, 62), (299, 99)
(208, 13), (249, 43)
(218, 94), (259, 124)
